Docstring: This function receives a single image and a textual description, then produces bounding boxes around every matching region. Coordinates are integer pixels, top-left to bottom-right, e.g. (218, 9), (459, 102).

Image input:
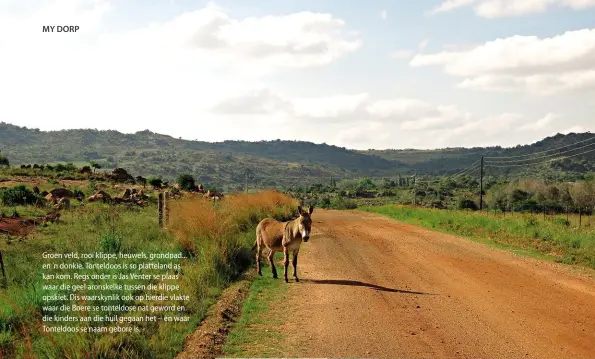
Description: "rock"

(50, 188), (74, 199)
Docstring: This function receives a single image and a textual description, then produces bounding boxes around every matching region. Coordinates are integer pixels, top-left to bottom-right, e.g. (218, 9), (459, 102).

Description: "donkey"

(253, 205), (314, 282)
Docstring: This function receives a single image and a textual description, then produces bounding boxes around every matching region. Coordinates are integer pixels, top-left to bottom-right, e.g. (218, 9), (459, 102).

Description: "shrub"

(0, 185), (41, 206)
(177, 173), (196, 191)
(320, 197), (331, 209)
(0, 152), (8, 166)
(100, 232), (122, 253)
(72, 189), (85, 199)
(330, 196), (357, 210)
(457, 198), (478, 211)
(147, 176), (163, 188)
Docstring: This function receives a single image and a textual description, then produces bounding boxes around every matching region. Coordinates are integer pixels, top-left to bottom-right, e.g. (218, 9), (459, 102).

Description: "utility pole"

(413, 173), (417, 207)
(479, 156), (484, 211)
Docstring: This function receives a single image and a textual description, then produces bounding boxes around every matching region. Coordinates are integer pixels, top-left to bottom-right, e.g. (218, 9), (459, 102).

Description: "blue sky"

(0, 0), (593, 149)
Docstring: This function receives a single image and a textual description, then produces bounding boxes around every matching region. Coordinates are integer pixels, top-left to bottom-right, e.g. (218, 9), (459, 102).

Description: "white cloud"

(390, 49), (414, 59)
(0, 0), (591, 151)
(418, 39), (429, 50)
(518, 113), (557, 131)
(429, 0), (478, 15)
(381, 9), (387, 20)
(213, 89), (479, 137)
(0, 0), (363, 139)
(430, 0), (595, 18)
(410, 28), (595, 94)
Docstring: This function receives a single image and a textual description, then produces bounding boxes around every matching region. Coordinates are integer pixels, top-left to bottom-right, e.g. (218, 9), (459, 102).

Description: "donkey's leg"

(268, 249), (278, 279)
(256, 245), (263, 276)
(292, 249), (299, 282)
(283, 247), (290, 283)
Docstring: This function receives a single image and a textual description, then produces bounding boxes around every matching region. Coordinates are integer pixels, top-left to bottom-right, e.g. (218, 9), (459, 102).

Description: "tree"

(90, 160), (102, 173)
(0, 151), (9, 166)
(458, 198), (478, 211)
(148, 176), (163, 188)
(358, 178), (375, 190)
(570, 181), (594, 226)
(177, 173), (195, 191)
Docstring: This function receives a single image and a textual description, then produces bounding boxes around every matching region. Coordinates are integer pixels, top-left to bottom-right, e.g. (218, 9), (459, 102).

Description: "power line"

(484, 135), (595, 160)
(485, 141), (595, 164)
(450, 160), (481, 177)
(485, 146), (595, 168)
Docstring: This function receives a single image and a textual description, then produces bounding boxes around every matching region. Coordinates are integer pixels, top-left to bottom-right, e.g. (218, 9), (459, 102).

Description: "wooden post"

(0, 250), (7, 289)
(158, 192), (164, 228)
(566, 205), (569, 226)
(164, 191), (170, 229)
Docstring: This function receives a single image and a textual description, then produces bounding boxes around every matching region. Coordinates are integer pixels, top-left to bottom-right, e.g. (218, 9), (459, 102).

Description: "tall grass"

(361, 205), (595, 269)
(0, 190), (297, 358)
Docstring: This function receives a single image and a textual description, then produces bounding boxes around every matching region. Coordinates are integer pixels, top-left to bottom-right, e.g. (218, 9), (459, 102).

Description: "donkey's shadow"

(301, 279), (436, 295)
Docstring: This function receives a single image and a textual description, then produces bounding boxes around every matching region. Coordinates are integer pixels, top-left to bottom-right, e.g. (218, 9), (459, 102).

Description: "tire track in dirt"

(255, 209), (595, 359)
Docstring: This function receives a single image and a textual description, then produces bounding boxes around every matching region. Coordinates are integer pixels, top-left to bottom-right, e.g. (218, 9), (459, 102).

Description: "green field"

(361, 205), (595, 269)
(0, 191), (297, 358)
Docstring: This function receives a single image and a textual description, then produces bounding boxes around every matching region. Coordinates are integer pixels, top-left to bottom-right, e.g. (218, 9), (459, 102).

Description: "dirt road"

(262, 209), (595, 359)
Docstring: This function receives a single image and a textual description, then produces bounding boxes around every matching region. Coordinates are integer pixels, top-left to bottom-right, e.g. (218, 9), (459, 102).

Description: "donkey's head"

(297, 205), (314, 242)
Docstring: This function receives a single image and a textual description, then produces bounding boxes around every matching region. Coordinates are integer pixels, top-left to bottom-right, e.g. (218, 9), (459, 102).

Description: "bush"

(72, 189), (85, 199)
(330, 196), (357, 210)
(147, 176), (163, 188)
(320, 197), (332, 209)
(0, 152), (9, 166)
(100, 232), (122, 253)
(457, 198), (478, 211)
(0, 185), (41, 206)
(177, 173), (196, 191)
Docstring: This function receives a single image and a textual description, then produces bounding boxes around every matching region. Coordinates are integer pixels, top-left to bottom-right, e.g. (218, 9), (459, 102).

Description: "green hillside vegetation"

(1, 123), (594, 190)
(365, 132), (595, 177)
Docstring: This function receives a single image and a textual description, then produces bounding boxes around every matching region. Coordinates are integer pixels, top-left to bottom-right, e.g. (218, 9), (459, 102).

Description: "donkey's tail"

(251, 228), (259, 251)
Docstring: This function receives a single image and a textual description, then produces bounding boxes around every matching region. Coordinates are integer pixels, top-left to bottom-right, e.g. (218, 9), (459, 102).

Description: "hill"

(365, 132), (595, 179)
(1, 122), (593, 188)
(0, 123), (408, 189)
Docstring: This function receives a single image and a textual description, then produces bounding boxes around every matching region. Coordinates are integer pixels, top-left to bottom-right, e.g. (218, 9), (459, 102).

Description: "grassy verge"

(360, 205), (595, 269)
(222, 265), (289, 358)
(0, 190), (297, 358)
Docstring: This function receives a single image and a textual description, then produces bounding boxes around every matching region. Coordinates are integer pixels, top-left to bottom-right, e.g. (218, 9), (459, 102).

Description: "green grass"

(0, 191), (296, 359)
(360, 205), (595, 269)
(222, 264), (289, 358)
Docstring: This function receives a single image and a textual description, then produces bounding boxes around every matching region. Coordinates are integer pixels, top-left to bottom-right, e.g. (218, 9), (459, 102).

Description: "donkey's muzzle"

(303, 236), (309, 242)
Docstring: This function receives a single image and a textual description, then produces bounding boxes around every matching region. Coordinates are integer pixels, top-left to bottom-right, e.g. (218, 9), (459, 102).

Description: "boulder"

(50, 188), (74, 199)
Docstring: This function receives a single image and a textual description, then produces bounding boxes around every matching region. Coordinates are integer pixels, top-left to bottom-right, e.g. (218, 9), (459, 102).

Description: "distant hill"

(365, 132), (595, 179)
(1, 122), (593, 188)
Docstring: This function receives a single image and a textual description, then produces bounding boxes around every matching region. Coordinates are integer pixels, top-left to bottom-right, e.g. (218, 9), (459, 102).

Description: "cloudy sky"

(1, 0), (593, 150)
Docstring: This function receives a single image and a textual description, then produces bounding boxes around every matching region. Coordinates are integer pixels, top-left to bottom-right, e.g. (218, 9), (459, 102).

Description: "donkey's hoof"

(295, 277), (299, 282)
(273, 275), (278, 279)
(284, 278), (289, 283)
(258, 272), (262, 276)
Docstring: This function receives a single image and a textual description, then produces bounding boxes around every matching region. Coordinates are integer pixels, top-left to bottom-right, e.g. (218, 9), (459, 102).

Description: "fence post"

(164, 191), (170, 229)
(0, 250), (7, 289)
(566, 205), (569, 226)
(158, 192), (164, 228)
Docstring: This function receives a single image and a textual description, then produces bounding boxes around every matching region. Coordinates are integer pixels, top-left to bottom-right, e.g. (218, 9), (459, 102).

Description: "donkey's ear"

(297, 205), (303, 214)
(309, 205), (314, 214)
